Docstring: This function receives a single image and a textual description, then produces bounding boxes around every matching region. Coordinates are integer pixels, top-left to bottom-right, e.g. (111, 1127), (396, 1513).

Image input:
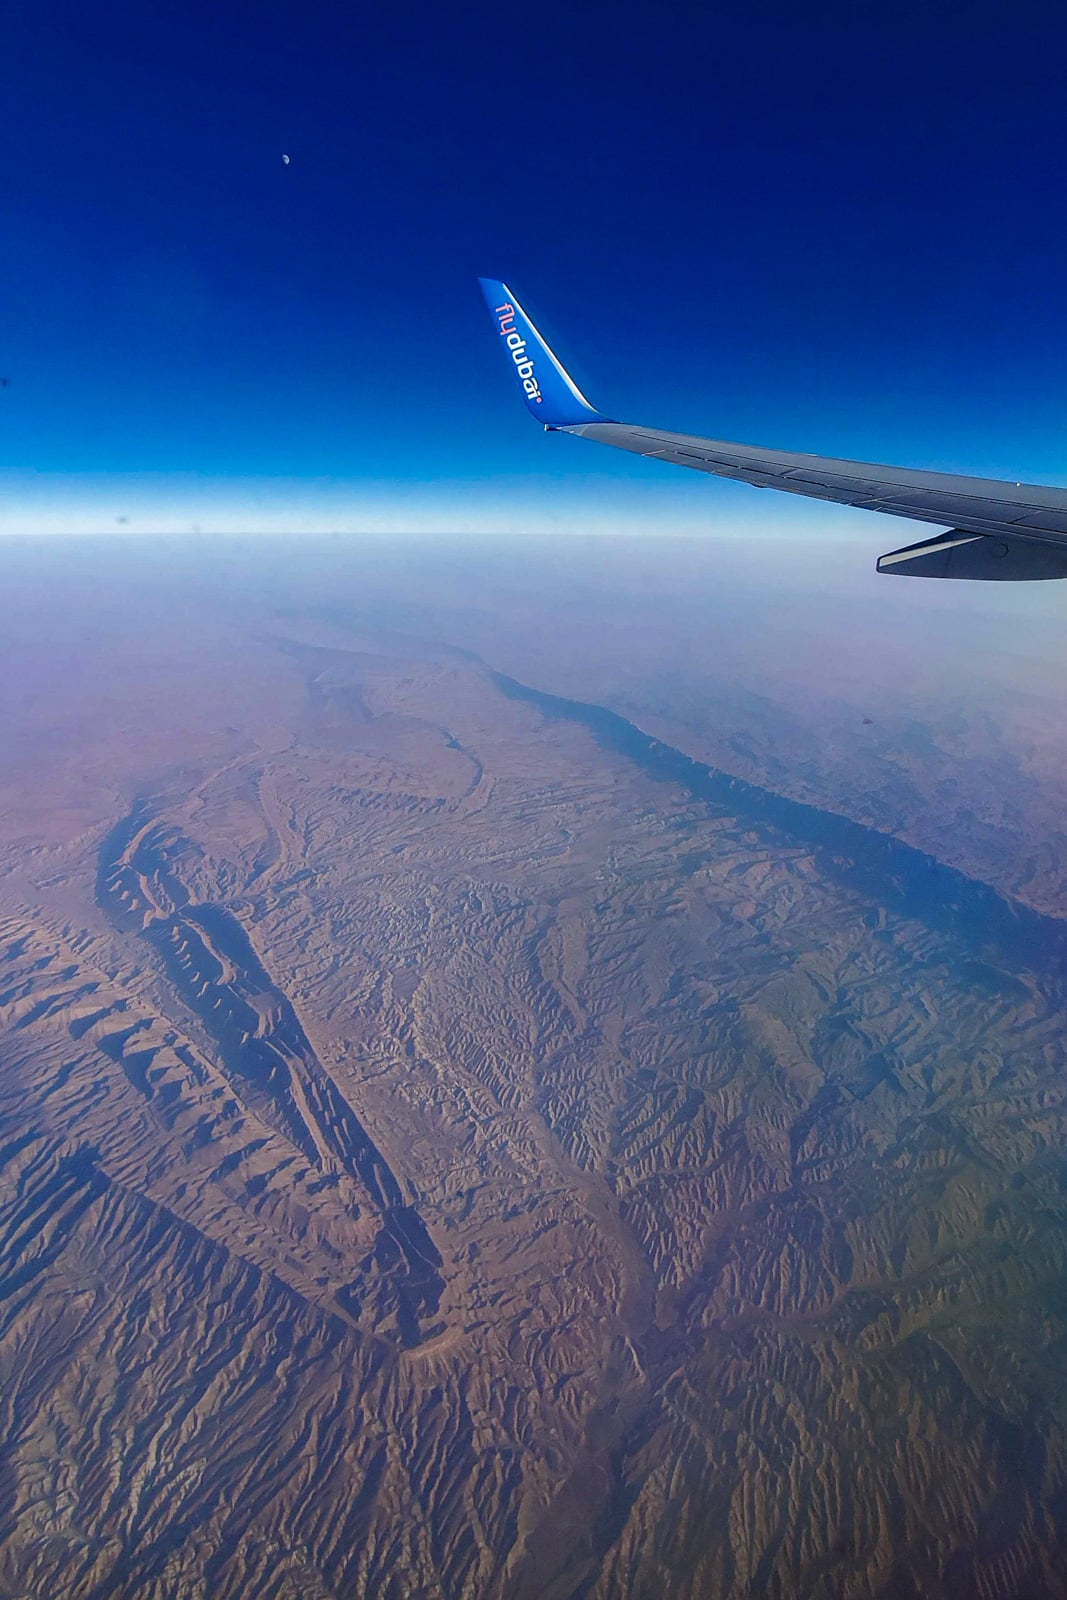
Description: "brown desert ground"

(0, 535), (1065, 1599)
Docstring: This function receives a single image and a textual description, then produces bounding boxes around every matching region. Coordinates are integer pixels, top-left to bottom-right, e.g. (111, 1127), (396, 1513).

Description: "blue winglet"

(478, 278), (608, 427)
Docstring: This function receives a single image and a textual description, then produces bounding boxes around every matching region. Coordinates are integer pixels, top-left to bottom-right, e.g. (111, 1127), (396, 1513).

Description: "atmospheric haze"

(1, 533), (1065, 1599)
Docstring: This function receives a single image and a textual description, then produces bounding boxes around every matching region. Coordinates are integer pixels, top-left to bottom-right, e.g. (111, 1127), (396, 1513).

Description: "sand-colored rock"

(0, 541), (1064, 1598)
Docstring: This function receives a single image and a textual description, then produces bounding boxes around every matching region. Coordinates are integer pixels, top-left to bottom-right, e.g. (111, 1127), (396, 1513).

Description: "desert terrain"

(0, 536), (1065, 1599)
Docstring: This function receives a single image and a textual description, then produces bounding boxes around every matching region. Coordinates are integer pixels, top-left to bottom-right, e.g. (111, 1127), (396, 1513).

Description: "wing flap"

(877, 531), (1067, 580)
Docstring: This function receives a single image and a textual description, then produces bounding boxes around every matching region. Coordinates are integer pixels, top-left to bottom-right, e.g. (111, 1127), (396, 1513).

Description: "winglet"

(478, 278), (608, 427)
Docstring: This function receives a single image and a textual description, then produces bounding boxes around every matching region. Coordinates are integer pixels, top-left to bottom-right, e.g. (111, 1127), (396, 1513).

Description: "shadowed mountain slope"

(0, 547), (1065, 1598)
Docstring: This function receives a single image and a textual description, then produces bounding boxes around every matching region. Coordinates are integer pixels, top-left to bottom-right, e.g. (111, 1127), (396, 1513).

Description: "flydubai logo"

(495, 302), (543, 403)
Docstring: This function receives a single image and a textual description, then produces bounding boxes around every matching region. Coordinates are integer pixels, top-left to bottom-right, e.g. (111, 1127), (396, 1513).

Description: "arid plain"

(1, 537), (1065, 1600)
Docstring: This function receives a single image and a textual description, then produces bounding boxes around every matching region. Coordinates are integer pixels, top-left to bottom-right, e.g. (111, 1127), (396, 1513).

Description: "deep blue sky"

(4, 0), (1067, 533)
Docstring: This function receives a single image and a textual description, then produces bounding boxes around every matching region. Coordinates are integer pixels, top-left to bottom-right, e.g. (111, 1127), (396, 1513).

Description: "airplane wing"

(479, 277), (1067, 580)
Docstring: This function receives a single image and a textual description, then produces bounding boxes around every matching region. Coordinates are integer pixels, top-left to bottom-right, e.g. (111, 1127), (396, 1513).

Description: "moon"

(282, 153), (290, 165)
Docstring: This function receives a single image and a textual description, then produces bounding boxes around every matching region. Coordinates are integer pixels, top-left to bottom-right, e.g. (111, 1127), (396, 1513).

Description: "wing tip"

(478, 277), (607, 427)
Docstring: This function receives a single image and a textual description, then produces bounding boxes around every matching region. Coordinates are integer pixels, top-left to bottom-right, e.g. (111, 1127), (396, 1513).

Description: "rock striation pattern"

(0, 618), (1065, 1599)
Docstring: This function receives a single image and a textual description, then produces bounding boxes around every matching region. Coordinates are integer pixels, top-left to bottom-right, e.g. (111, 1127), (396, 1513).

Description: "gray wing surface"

(479, 277), (1067, 580)
(565, 421), (1067, 545)
(563, 422), (1067, 580)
